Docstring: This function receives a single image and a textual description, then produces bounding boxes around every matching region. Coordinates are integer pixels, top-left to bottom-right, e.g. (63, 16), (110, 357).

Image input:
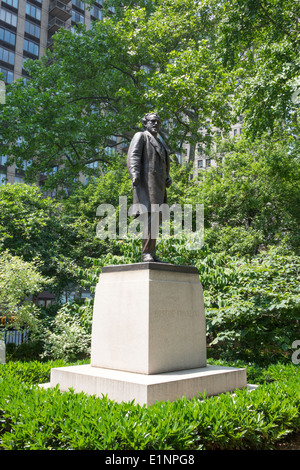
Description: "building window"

(197, 159), (203, 168)
(24, 38), (39, 57)
(0, 155), (8, 166)
(25, 3), (41, 21)
(105, 146), (116, 156)
(16, 159), (32, 171)
(25, 20), (41, 39)
(47, 165), (58, 176)
(72, 0), (85, 9)
(1, 0), (19, 9)
(90, 4), (102, 20)
(36, 299), (53, 307)
(86, 161), (98, 169)
(206, 159), (211, 167)
(197, 143), (205, 154)
(0, 46), (15, 65)
(0, 66), (13, 83)
(0, 27), (16, 46)
(0, 172), (7, 186)
(0, 8), (18, 27)
(72, 10), (84, 23)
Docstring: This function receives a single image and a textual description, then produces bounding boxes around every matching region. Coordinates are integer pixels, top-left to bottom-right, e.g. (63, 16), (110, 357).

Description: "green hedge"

(0, 360), (299, 450)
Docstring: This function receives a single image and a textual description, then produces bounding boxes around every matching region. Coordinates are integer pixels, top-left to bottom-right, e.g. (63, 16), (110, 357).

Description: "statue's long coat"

(127, 130), (170, 214)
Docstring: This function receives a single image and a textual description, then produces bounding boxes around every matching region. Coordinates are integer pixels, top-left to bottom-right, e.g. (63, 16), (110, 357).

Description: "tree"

(215, 0), (300, 137)
(41, 299), (93, 361)
(0, 0), (236, 186)
(201, 134), (300, 252)
(1, 0), (298, 187)
(0, 184), (82, 296)
(0, 250), (49, 338)
(0, 250), (49, 316)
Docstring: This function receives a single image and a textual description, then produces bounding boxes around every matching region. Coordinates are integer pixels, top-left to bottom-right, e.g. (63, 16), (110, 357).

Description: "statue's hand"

(166, 175), (172, 188)
(132, 175), (140, 187)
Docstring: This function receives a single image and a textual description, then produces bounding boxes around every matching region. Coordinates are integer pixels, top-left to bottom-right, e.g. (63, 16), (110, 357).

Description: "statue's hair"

(142, 113), (161, 128)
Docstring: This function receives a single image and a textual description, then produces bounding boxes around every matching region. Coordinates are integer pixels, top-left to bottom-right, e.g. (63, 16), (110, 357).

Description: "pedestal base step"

(42, 364), (247, 406)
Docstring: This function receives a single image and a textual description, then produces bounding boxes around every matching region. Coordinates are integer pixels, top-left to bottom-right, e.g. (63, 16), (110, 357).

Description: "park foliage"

(0, 359), (299, 450)
(0, 0), (299, 451)
(0, 0), (298, 367)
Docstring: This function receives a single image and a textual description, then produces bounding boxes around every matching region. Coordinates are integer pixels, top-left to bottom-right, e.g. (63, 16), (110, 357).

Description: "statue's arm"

(165, 151), (172, 187)
(127, 132), (144, 186)
(166, 174), (172, 187)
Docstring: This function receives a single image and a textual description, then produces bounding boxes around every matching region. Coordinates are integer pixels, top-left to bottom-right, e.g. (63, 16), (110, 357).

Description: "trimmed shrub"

(0, 360), (299, 450)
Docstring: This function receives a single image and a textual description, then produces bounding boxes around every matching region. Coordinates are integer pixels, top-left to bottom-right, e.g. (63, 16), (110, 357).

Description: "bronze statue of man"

(127, 113), (172, 262)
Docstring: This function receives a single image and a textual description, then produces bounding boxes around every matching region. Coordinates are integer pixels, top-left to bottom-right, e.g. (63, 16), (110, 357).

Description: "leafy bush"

(0, 183), (81, 296)
(203, 246), (300, 363)
(41, 300), (93, 362)
(0, 359), (88, 385)
(0, 251), (49, 342)
(5, 340), (44, 362)
(80, 240), (299, 364)
(0, 360), (299, 450)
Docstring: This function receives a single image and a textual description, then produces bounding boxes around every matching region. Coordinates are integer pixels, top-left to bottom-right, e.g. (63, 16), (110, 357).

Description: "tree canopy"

(216, 0), (300, 136)
(0, 184), (82, 296)
(2, 0), (298, 185)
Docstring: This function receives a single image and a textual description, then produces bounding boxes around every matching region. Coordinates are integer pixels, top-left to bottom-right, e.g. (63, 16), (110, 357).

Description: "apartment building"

(193, 119), (243, 175)
(0, 0), (104, 186)
(0, 0), (103, 82)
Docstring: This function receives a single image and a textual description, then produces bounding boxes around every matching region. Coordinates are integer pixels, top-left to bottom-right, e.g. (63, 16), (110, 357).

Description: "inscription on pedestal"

(154, 309), (199, 319)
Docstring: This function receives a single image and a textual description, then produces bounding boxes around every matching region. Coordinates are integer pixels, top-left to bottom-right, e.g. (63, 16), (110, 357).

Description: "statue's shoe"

(153, 255), (169, 264)
(141, 253), (155, 262)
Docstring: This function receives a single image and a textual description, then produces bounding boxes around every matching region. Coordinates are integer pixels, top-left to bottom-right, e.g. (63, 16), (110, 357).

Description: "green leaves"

(0, 0), (298, 185)
(202, 134), (300, 248)
(41, 300), (93, 362)
(0, 250), (49, 321)
(0, 0), (239, 183)
(205, 246), (300, 362)
(0, 359), (299, 450)
(217, 0), (300, 137)
(0, 183), (82, 296)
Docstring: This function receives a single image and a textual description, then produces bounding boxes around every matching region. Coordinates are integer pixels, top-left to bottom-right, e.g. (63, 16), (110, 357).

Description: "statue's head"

(142, 113), (161, 135)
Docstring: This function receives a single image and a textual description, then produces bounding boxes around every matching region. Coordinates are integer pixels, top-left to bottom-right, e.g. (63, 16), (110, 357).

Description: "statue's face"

(144, 115), (161, 135)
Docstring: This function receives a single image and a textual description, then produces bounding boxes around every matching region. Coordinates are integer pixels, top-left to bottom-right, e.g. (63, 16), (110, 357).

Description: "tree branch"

(108, 63), (140, 87)
(66, 95), (120, 105)
(257, 1), (292, 37)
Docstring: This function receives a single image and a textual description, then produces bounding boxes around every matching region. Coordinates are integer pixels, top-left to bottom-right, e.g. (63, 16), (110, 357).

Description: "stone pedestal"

(44, 263), (247, 405)
(91, 262), (207, 374)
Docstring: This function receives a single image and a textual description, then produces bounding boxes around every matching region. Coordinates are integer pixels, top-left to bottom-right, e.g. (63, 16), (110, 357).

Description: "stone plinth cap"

(102, 262), (198, 274)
